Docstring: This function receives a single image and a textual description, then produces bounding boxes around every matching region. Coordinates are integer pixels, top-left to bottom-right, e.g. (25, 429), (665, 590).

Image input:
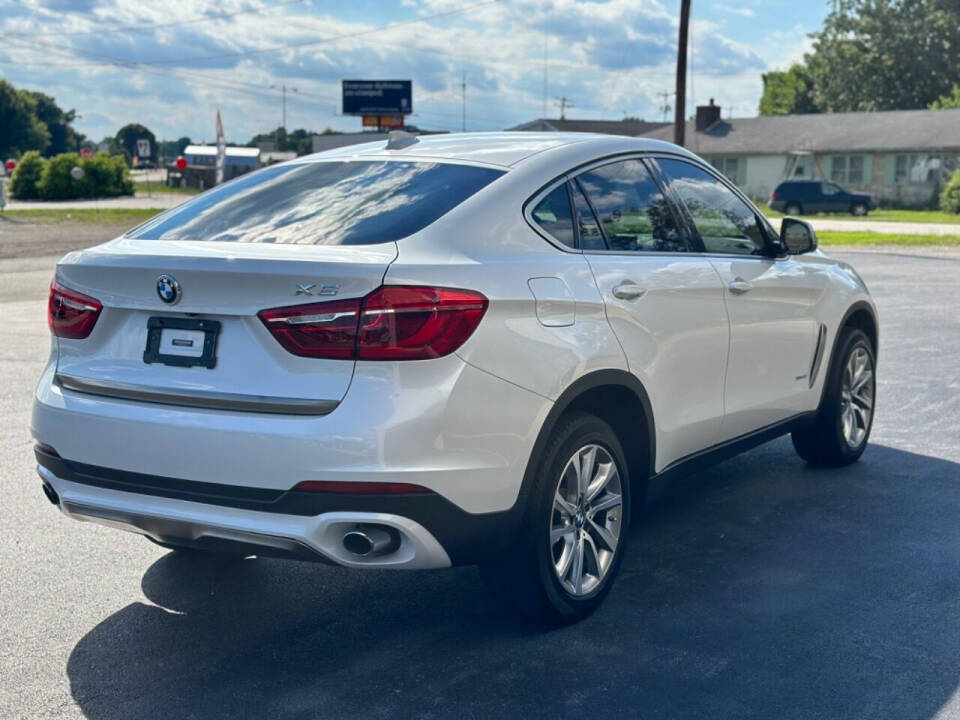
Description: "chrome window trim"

(55, 374), (340, 416)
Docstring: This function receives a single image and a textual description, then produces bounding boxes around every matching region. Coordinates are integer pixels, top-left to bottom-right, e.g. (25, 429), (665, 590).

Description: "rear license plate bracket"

(143, 316), (221, 369)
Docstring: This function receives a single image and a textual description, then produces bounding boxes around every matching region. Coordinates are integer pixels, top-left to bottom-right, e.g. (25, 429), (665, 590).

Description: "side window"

(656, 158), (768, 256)
(571, 180), (606, 251)
(531, 184), (575, 248)
(822, 183), (841, 196)
(576, 159), (686, 253)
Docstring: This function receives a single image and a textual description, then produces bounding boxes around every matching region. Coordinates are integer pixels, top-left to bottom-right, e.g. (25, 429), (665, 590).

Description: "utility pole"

(270, 83), (299, 132)
(674, 0), (691, 147)
(555, 96), (573, 120)
(657, 90), (675, 123)
(461, 72), (467, 132)
(543, 34), (548, 118)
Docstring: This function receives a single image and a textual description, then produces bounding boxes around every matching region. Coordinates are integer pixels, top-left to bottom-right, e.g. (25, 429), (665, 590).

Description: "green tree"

(759, 64), (821, 115)
(805, 0), (960, 112)
(21, 91), (84, 156)
(8, 150), (47, 199)
(930, 85), (960, 109)
(0, 80), (50, 158)
(115, 123), (157, 164)
(248, 127), (319, 155)
(35, 151), (133, 200)
(941, 170), (960, 213)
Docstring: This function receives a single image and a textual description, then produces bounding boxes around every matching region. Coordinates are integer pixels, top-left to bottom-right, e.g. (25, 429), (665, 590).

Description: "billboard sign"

(342, 80), (412, 116)
(136, 138), (152, 158)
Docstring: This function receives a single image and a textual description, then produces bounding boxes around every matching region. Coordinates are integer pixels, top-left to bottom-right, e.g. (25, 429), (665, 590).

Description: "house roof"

(640, 108), (960, 155)
(509, 118), (669, 137)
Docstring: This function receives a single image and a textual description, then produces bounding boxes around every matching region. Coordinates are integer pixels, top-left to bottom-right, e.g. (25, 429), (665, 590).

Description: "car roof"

(298, 131), (698, 169)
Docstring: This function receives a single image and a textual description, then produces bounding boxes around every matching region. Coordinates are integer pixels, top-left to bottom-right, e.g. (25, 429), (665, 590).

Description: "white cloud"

(0, 0), (816, 142)
(714, 3), (755, 18)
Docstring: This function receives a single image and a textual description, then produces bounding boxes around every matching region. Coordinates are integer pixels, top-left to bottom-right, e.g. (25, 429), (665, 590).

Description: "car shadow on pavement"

(66, 439), (960, 720)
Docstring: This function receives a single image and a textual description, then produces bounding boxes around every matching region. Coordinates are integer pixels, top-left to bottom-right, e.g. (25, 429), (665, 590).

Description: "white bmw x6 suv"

(32, 132), (877, 623)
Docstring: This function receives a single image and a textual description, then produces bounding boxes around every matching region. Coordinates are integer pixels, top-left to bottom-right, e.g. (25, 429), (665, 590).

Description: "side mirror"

(781, 217), (818, 255)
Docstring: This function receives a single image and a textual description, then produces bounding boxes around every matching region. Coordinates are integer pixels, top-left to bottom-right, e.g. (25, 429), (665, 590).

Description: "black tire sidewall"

(531, 413), (631, 621)
(820, 329), (875, 462)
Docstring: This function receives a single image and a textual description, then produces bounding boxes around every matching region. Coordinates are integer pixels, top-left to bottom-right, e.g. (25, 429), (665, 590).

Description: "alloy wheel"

(550, 444), (623, 596)
(840, 346), (874, 448)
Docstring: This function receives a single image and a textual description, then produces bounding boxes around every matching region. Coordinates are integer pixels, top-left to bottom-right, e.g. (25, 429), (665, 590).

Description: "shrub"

(941, 169), (960, 214)
(8, 150), (47, 199)
(36, 151), (134, 200)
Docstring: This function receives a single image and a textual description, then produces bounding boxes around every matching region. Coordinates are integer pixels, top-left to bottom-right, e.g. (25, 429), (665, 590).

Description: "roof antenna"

(386, 130), (419, 150)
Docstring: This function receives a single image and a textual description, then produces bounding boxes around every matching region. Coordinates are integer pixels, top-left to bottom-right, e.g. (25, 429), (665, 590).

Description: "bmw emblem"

(156, 274), (181, 305)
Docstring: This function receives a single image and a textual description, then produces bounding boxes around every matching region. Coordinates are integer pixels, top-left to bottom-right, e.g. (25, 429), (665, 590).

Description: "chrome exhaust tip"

(342, 525), (398, 557)
(41, 481), (60, 506)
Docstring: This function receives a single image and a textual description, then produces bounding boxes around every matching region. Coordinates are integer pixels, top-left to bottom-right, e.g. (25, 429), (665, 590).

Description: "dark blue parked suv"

(770, 180), (877, 216)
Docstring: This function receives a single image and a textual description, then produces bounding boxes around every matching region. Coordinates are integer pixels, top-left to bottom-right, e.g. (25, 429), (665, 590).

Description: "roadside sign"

(70, 166), (84, 181)
(362, 115), (405, 129)
(175, 156), (187, 170)
(4, 159), (15, 172)
(136, 138), (151, 158)
(80, 147), (93, 158)
(342, 80), (412, 116)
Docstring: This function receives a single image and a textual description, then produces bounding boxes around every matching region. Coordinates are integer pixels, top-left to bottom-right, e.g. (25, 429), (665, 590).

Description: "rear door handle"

(612, 283), (647, 300)
(728, 278), (754, 295)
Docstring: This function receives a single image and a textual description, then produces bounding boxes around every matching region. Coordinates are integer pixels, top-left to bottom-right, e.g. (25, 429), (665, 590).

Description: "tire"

(792, 328), (875, 467)
(851, 203), (868, 217)
(785, 203), (802, 216)
(479, 411), (631, 626)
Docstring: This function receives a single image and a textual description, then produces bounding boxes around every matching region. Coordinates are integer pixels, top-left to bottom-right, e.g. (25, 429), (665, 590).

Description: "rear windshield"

(127, 160), (504, 245)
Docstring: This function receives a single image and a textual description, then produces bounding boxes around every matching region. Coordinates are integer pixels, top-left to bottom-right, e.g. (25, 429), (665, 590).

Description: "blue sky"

(0, 0), (830, 144)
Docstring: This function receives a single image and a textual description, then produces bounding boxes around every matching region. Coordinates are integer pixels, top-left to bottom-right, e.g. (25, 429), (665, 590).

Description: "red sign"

(4, 159), (15, 171)
(80, 147), (93, 158)
(175, 156), (187, 171)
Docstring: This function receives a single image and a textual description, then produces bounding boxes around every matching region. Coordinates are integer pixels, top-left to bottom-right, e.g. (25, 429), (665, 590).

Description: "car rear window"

(127, 160), (504, 245)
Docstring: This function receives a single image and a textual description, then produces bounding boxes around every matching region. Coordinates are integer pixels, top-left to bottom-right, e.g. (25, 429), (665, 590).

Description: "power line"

(3, 0), (306, 38)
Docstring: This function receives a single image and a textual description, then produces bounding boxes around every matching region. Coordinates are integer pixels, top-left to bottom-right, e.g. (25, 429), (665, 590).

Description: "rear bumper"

(37, 447), (524, 567)
(31, 353), (551, 515)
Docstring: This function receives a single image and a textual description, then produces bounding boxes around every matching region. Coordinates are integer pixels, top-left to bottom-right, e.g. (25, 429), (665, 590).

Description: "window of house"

(711, 157), (742, 185)
(831, 155), (865, 185)
(893, 154), (958, 184)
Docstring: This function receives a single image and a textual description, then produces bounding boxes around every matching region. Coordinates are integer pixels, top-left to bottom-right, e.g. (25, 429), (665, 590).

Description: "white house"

(641, 103), (960, 206)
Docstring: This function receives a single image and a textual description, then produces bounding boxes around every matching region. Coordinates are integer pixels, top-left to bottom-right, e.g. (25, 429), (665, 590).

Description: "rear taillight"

(257, 298), (361, 359)
(48, 279), (102, 339)
(259, 285), (488, 361)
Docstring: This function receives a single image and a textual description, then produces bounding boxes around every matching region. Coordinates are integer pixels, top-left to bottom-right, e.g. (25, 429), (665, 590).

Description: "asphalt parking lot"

(1, 241), (958, 719)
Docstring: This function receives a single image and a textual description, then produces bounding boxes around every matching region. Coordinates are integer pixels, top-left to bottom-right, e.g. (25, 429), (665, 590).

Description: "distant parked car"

(135, 160), (157, 170)
(770, 180), (876, 217)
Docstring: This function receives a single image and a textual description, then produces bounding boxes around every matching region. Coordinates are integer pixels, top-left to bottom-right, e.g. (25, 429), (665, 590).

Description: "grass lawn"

(758, 203), (960, 224)
(1, 208), (163, 225)
(817, 230), (960, 246)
